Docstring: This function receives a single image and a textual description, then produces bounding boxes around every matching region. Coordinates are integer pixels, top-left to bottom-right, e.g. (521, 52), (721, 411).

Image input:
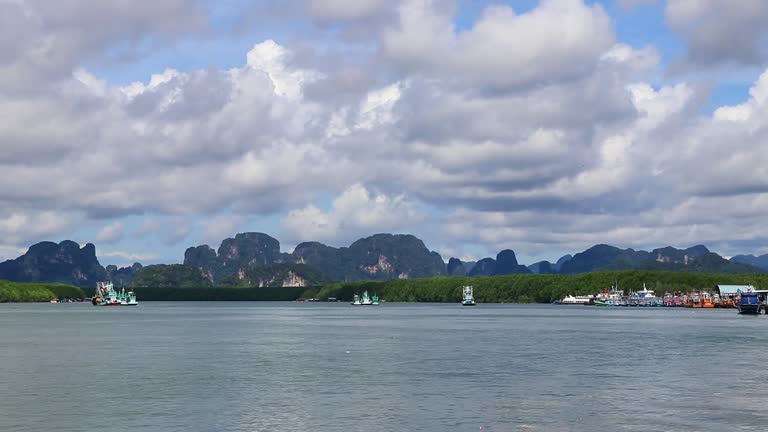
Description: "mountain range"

(0, 233), (764, 288)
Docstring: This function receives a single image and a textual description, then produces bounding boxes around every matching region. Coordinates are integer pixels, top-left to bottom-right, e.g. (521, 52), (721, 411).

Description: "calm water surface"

(1, 302), (767, 432)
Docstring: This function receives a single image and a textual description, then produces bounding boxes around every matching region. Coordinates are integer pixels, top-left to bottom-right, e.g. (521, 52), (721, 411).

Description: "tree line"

(0, 281), (84, 303)
(4, 270), (767, 303)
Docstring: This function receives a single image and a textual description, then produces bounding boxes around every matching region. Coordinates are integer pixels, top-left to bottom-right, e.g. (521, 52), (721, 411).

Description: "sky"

(1, 0), (768, 267)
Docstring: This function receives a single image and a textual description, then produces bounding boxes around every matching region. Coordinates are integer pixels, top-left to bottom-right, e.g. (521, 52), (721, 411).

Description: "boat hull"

(738, 305), (762, 315)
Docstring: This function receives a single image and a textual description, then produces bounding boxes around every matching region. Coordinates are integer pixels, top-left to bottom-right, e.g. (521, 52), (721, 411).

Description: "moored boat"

(560, 295), (594, 305)
(737, 292), (763, 315)
(461, 285), (476, 306)
(702, 293), (715, 308)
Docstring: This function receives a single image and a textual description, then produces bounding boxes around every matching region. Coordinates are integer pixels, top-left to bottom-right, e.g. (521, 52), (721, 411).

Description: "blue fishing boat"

(737, 292), (763, 315)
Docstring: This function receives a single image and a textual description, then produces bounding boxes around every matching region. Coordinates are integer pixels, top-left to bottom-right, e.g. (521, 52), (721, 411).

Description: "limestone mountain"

(0, 241), (107, 287)
(446, 258), (467, 276)
(528, 261), (555, 274)
(106, 263), (143, 287)
(561, 244), (756, 274)
(466, 250), (532, 277)
(294, 234), (447, 281)
(731, 254), (768, 271)
(1, 235), (763, 289)
(183, 233), (296, 286)
(467, 258), (496, 276)
(131, 264), (213, 288)
(554, 255), (572, 272)
(494, 250), (531, 275)
(218, 263), (332, 288)
(183, 245), (219, 283)
(179, 232), (447, 286)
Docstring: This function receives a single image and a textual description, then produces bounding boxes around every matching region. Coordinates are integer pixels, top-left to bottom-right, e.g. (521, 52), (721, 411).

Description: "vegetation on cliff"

(131, 264), (213, 288)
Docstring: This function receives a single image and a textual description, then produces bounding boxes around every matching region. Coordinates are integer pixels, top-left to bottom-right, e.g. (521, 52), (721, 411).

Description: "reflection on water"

(1, 302), (766, 432)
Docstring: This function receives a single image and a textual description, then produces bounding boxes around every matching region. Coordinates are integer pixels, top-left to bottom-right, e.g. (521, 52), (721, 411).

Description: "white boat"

(560, 295), (594, 305)
(461, 285), (476, 306)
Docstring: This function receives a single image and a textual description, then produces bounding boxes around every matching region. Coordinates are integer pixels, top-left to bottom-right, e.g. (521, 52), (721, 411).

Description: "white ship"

(560, 295), (594, 305)
(461, 285), (476, 306)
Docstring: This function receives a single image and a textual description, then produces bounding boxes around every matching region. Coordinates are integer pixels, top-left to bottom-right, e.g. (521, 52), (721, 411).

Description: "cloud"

(281, 183), (424, 244)
(618, 0), (657, 8)
(200, 215), (245, 246)
(95, 222), (125, 244)
(0, 211), (73, 254)
(136, 217), (191, 245)
(306, 0), (392, 21)
(1, 1), (768, 264)
(99, 250), (160, 263)
(666, 0), (768, 66)
(383, 0), (615, 90)
(0, 0), (206, 92)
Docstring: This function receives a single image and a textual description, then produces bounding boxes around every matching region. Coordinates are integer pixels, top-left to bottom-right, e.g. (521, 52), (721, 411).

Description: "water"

(1, 303), (767, 432)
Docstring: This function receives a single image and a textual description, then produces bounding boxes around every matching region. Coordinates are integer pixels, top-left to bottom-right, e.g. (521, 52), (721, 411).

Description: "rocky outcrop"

(467, 250), (532, 276)
(467, 258), (496, 276)
(528, 261), (555, 274)
(731, 254), (768, 271)
(447, 257), (466, 276)
(561, 244), (755, 274)
(106, 262), (143, 287)
(0, 240), (107, 287)
(293, 233), (446, 281)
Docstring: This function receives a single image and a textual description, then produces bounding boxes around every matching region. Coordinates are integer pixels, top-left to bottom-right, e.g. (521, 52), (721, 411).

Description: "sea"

(1, 302), (767, 432)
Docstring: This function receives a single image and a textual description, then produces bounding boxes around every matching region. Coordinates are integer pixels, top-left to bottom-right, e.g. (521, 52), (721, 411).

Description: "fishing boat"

(689, 292), (702, 308)
(629, 283), (659, 306)
(92, 282), (138, 306)
(737, 292), (763, 315)
(361, 291), (373, 305)
(461, 285), (476, 306)
(595, 285), (624, 306)
(351, 291), (378, 306)
(702, 292), (715, 308)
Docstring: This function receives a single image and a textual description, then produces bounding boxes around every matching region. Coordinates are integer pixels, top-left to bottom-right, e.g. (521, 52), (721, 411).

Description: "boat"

(50, 298), (59, 303)
(461, 285), (476, 306)
(91, 282), (138, 306)
(629, 283), (659, 306)
(595, 285), (624, 306)
(560, 295), (594, 305)
(702, 292), (715, 308)
(692, 293), (702, 308)
(351, 291), (378, 306)
(737, 292), (763, 315)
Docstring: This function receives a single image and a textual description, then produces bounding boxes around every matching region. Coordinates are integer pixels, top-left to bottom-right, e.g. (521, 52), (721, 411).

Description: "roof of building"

(716, 285), (755, 295)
